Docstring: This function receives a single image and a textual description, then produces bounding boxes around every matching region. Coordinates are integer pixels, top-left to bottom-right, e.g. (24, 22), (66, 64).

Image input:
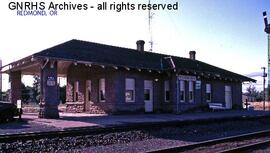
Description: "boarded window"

(99, 78), (105, 102)
(125, 78), (135, 102)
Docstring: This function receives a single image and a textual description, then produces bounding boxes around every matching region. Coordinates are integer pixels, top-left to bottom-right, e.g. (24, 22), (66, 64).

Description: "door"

(144, 80), (153, 112)
(225, 86), (232, 109)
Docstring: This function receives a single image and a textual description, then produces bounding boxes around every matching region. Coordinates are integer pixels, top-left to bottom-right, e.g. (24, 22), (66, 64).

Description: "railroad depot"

(0, 39), (255, 118)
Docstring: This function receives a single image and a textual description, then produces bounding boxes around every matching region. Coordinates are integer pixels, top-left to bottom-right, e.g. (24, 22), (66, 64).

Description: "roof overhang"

(0, 56), (72, 77)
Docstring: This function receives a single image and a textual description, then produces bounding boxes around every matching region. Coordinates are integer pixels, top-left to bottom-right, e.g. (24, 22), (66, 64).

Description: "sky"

(0, 0), (269, 91)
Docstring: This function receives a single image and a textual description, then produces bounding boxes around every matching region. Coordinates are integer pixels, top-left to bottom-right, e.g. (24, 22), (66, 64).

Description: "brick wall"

(9, 71), (22, 104)
(65, 64), (243, 114)
(66, 64), (116, 114)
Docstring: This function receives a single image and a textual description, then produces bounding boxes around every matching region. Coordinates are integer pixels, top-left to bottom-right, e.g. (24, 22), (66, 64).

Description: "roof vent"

(136, 40), (145, 51)
(189, 51), (196, 60)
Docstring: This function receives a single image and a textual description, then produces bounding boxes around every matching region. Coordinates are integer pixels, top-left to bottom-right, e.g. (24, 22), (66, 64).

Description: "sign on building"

(195, 80), (201, 89)
(47, 76), (56, 86)
(178, 75), (196, 81)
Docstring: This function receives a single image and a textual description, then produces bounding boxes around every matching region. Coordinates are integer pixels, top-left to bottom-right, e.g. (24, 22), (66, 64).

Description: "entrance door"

(144, 80), (153, 112)
(225, 86), (232, 109)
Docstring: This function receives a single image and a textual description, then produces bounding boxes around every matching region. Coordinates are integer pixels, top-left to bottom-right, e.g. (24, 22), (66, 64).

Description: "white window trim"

(99, 78), (106, 102)
(164, 80), (170, 102)
(125, 78), (135, 103)
(180, 80), (185, 102)
(189, 81), (194, 102)
(206, 83), (211, 102)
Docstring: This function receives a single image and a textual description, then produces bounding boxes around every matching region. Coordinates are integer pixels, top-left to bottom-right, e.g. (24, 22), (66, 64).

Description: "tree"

(245, 85), (264, 102)
(32, 75), (41, 103)
(245, 85), (259, 97)
(21, 83), (30, 103)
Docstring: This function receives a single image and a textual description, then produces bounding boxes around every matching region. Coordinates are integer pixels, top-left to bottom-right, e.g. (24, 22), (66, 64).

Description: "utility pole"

(263, 11), (270, 111)
(262, 67), (266, 110)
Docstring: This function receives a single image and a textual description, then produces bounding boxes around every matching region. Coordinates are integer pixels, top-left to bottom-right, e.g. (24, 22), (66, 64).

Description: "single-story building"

(0, 39), (255, 118)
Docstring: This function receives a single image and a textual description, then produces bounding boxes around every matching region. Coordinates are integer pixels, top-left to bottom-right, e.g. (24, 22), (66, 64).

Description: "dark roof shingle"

(33, 39), (254, 82)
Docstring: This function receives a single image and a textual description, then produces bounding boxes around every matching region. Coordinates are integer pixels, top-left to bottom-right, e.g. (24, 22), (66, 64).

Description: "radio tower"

(148, 0), (154, 52)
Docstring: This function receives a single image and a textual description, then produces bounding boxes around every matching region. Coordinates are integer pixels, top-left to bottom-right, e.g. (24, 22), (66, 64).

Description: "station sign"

(47, 76), (56, 86)
(178, 75), (196, 81)
(195, 80), (201, 89)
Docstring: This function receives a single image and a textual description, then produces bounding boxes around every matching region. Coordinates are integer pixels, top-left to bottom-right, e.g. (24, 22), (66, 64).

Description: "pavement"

(0, 110), (269, 135)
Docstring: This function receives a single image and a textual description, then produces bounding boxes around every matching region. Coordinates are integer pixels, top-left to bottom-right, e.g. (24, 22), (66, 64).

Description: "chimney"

(189, 51), (196, 60)
(136, 40), (145, 51)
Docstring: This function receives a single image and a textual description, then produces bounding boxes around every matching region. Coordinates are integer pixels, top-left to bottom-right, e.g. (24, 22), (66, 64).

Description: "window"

(206, 84), (211, 102)
(144, 89), (150, 101)
(125, 78), (135, 102)
(180, 80), (185, 102)
(74, 81), (79, 102)
(86, 80), (91, 101)
(164, 80), (170, 102)
(189, 81), (194, 102)
(99, 78), (105, 102)
(144, 80), (153, 102)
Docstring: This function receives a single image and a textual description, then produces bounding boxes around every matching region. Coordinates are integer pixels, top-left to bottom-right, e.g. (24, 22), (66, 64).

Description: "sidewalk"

(0, 110), (269, 135)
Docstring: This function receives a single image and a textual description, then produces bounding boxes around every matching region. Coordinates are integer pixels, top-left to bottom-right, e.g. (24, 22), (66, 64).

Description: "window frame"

(206, 83), (211, 102)
(164, 80), (170, 102)
(180, 80), (185, 102)
(86, 80), (91, 102)
(189, 81), (194, 102)
(99, 78), (106, 102)
(125, 78), (135, 102)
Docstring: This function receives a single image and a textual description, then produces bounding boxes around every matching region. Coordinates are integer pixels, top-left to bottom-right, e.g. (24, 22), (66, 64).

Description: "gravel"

(1, 118), (270, 153)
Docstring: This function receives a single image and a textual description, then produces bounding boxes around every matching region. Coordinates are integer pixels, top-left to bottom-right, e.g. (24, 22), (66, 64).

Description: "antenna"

(148, 0), (154, 52)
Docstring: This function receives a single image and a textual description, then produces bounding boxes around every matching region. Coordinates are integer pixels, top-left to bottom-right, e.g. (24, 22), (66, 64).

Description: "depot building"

(0, 39), (255, 118)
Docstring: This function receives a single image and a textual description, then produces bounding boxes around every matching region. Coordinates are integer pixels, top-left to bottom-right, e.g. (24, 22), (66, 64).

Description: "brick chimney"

(189, 51), (196, 60)
(136, 40), (145, 51)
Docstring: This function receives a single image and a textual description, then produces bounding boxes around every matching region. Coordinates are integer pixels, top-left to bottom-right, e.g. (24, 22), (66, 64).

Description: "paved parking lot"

(0, 110), (269, 135)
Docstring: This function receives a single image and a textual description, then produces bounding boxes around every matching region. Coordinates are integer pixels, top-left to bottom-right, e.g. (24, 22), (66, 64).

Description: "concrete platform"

(0, 110), (269, 135)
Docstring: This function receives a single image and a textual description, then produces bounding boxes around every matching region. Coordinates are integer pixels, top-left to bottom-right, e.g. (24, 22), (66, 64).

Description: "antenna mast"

(148, 0), (154, 52)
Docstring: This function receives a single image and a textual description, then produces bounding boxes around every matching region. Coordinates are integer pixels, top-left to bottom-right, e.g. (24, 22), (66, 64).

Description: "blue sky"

(0, 0), (269, 91)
